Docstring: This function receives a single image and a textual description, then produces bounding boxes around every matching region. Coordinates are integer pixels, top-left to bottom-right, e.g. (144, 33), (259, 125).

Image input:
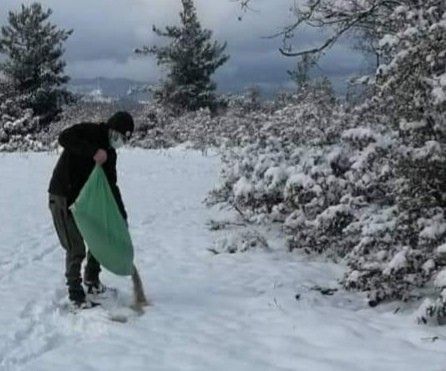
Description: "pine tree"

(0, 3), (73, 121)
(136, 0), (229, 112)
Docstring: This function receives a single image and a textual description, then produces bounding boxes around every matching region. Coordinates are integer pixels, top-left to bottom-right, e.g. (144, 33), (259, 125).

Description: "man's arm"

(111, 183), (128, 222)
(58, 124), (100, 158)
(109, 160), (128, 221)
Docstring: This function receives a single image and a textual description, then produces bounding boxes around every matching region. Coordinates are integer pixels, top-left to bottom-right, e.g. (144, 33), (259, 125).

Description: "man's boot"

(84, 281), (107, 295)
(84, 252), (107, 295)
(68, 282), (86, 306)
(68, 282), (99, 309)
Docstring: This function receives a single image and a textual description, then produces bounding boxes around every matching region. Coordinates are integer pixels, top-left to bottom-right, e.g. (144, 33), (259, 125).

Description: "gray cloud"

(0, 0), (368, 94)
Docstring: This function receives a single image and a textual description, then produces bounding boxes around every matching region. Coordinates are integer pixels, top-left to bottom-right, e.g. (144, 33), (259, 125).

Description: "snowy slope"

(0, 148), (445, 371)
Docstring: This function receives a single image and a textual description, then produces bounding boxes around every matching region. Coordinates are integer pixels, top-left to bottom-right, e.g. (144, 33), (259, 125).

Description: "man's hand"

(93, 149), (108, 165)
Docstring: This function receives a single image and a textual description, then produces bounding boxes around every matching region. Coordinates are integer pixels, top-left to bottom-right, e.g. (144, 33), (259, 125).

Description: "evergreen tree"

(0, 3), (73, 121)
(136, 0), (229, 112)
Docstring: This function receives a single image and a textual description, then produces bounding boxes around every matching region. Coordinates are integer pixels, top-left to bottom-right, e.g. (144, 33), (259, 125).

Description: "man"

(48, 111), (134, 308)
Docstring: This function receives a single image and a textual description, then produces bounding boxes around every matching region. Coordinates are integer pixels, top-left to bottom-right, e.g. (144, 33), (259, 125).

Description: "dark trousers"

(49, 194), (101, 288)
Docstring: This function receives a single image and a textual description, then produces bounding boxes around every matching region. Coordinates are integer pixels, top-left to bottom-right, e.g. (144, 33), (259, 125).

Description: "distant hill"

(68, 77), (153, 102)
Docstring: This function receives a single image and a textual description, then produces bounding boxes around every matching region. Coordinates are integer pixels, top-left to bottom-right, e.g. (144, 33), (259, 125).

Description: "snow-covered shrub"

(208, 83), (356, 244)
(374, 1), (446, 312)
(212, 230), (269, 254)
(209, 1), (446, 319)
(208, 69), (445, 314)
(0, 78), (54, 151)
(417, 291), (446, 326)
(323, 0), (444, 311)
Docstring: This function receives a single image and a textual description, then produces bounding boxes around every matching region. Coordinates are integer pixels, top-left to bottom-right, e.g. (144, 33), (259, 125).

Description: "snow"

(399, 119), (427, 131)
(360, 207), (397, 236)
(419, 221), (446, 240)
(394, 5), (408, 15)
(435, 270), (446, 288)
(285, 173), (315, 190)
(316, 204), (351, 225)
(233, 176), (254, 198)
(0, 148), (446, 371)
(413, 140), (442, 161)
(341, 128), (376, 142)
(432, 86), (446, 105)
(402, 27), (419, 38)
(264, 166), (287, 190)
(82, 89), (115, 104)
(440, 73), (446, 87)
(437, 244), (446, 254)
(423, 259), (436, 274)
(383, 249), (408, 275)
(379, 34), (398, 48)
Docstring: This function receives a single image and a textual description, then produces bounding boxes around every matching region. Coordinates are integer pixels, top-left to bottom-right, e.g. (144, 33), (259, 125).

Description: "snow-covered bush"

(0, 78), (54, 152)
(206, 0), (446, 324)
(212, 230), (269, 254)
(374, 0), (446, 317)
(208, 75), (446, 322)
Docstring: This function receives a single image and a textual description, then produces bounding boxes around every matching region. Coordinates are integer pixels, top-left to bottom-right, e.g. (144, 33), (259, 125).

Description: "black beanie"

(106, 111), (134, 136)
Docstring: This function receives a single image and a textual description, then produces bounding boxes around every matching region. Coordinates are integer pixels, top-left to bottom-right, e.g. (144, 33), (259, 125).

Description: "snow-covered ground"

(0, 148), (445, 371)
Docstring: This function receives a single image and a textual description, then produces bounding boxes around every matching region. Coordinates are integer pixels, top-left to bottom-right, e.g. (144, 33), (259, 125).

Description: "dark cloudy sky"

(1, 0), (372, 94)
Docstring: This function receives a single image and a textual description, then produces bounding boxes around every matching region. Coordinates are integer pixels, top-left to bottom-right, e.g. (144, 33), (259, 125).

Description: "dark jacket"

(48, 123), (127, 220)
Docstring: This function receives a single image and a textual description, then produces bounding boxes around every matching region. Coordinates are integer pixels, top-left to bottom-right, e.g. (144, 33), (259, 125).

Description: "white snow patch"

(342, 128), (376, 143)
(435, 269), (446, 288)
(437, 244), (446, 254)
(264, 166), (287, 189)
(432, 86), (446, 105)
(285, 173), (315, 190)
(233, 176), (254, 198)
(419, 222), (446, 240)
(383, 249), (408, 275)
(379, 34), (398, 48)
(399, 119), (427, 131)
(422, 259), (435, 274)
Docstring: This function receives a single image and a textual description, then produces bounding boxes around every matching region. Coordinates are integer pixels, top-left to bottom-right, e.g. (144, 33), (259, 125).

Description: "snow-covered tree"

(0, 3), (73, 121)
(135, 0), (229, 112)
(0, 75), (52, 151)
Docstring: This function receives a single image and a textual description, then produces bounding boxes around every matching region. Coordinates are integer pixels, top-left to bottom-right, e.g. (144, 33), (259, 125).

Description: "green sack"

(70, 165), (134, 276)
